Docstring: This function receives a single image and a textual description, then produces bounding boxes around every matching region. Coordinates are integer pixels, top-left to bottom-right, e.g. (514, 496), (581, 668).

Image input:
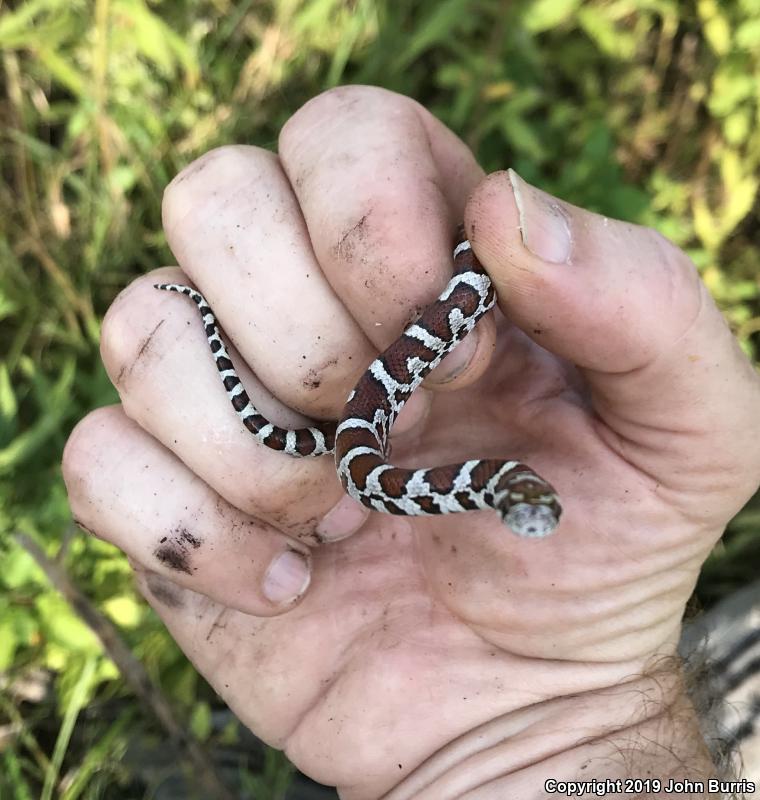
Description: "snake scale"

(155, 225), (562, 537)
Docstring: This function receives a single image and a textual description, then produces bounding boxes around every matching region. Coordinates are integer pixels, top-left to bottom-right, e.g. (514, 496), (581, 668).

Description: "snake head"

(503, 502), (561, 538)
(498, 473), (562, 538)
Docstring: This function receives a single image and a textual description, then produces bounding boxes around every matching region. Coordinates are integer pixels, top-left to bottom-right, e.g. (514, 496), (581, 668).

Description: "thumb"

(464, 170), (760, 520)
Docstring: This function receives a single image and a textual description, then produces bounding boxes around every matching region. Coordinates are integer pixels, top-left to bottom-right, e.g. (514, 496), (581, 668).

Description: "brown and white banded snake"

(155, 225), (562, 537)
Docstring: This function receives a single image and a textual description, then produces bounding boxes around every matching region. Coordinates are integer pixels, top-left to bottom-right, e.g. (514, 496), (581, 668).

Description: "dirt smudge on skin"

(284, 513), (322, 546)
(205, 609), (229, 641)
(72, 517), (99, 538)
(116, 319), (165, 385)
(136, 319), (165, 361)
(153, 526), (202, 575)
(302, 357), (339, 393)
(154, 544), (192, 575)
(334, 210), (372, 265)
(179, 529), (201, 548)
(145, 572), (185, 609)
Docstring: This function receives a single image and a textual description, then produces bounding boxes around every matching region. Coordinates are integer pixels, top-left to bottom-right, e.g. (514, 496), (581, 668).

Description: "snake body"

(155, 226), (561, 537)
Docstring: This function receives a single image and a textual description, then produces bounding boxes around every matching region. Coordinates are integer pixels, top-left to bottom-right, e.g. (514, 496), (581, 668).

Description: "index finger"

(278, 85), (497, 389)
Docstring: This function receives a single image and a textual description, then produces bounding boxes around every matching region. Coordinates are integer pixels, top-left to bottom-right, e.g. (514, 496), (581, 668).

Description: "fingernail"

(316, 495), (369, 542)
(508, 169), (571, 264)
(429, 329), (478, 384)
(263, 550), (311, 604)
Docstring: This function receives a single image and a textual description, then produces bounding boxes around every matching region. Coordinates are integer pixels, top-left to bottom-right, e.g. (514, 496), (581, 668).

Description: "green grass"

(1, 0), (759, 796)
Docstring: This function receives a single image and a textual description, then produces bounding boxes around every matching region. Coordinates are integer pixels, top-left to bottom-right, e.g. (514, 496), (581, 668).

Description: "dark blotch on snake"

(295, 428), (317, 456)
(232, 391), (249, 412)
(223, 374), (240, 392)
(263, 429), (287, 451)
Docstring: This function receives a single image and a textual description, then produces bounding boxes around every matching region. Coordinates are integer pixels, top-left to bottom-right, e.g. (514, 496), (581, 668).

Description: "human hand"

(63, 86), (760, 798)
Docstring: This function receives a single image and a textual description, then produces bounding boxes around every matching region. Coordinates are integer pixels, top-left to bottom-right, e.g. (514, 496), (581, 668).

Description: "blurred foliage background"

(1, 0), (759, 796)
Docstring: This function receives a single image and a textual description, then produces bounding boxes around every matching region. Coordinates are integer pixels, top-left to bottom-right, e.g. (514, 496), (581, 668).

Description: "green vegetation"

(1, 0), (759, 796)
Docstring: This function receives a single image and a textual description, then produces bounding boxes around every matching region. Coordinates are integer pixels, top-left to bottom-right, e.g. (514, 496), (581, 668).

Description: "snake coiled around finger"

(155, 225), (562, 537)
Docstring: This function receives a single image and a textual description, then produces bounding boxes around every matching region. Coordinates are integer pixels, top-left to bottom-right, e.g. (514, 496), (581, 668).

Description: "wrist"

(381, 657), (724, 800)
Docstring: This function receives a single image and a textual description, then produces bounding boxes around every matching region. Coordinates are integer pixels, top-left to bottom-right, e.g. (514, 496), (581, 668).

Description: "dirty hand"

(63, 87), (760, 798)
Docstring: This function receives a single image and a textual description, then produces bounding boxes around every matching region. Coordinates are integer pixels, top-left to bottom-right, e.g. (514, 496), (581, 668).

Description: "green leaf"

(0, 0), (51, 47)
(41, 657), (98, 800)
(522, 0), (583, 33)
(190, 700), (212, 741)
(0, 287), (19, 322)
(396, 0), (474, 68)
(0, 357), (75, 474)
(501, 114), (546, 161)
(692, 195), (720, 252)
(113, 0), (199, 80)
(709, 66), (755, 117)
(59, 713), (131, 800)
(577, 8), (637, 59)
(35, 46), (85, 96)
(326, 0), (377, 86)
(0, 618), (18, 670)
(2, 749), (35, 800)
(698, 0), (732, 55)
(723, 175), (759, 236)
(103, 595), (141, 628)
(736, 17), (760, 49)
(1, 543), (44, 588)
(0, 363), (17, 422)
(107, 165), (138, 193)
(36, 593), (101, 654)
(0, 363), (18, 446)
(724, 109), (751, 145)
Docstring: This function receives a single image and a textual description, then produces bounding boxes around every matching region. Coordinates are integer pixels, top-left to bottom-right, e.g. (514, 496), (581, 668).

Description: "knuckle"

(61, 406), (117, 504)
(101, 274), (176, 390)
(99, 287), (136, 380)
(644, 225), (697, 277)
(280, 85), (409, 153)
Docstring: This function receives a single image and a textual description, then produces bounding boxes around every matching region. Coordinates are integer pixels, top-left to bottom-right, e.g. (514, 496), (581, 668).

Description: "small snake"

(155, 225), (561, 537)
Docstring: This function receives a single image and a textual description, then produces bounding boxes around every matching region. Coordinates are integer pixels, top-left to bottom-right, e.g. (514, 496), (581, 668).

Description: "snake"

(154, 225), (561, 537)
